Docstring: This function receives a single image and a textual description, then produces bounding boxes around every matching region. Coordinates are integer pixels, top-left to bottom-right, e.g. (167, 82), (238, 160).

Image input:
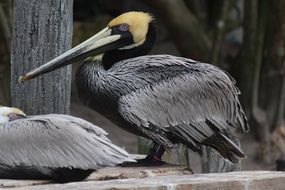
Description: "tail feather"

(237, 102), (250, 133)
(202, 133), (245, 164)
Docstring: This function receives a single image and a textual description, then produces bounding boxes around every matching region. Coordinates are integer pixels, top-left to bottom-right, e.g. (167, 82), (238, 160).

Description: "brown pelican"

(0, 106), (133, 182)
(20, 12), (249, 166)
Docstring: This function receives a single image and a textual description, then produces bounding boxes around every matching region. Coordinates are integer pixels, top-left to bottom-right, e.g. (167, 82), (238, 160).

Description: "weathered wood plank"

(11, 0), (73, 114)
(0, 165), (190, 188)
(2, 171), (284, 190)
(88, 165), (190, 181)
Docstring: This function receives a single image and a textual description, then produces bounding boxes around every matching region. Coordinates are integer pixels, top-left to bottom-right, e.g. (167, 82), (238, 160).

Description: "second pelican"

(0, 106), (133, 182)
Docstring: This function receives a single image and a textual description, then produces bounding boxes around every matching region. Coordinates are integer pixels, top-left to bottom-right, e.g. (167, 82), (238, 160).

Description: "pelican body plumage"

(21, 12), (249, 165)
(0, 107), (133, 182)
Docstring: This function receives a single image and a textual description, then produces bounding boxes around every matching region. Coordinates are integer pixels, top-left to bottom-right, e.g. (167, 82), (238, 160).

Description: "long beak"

(19, 27), (132, 82)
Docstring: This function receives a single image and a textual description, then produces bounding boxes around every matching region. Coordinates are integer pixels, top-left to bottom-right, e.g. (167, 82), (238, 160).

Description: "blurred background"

(1, 0), (285, 172)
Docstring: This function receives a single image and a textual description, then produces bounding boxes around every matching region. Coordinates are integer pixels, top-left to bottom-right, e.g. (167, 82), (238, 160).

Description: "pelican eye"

(8, 113), (26, 121)
(119, 24), (129, 32)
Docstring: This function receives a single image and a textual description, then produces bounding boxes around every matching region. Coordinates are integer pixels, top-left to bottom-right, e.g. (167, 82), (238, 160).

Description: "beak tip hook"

(18, 75), (26, 83)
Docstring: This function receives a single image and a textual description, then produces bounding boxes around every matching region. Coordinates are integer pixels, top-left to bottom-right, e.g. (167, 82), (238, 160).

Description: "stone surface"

(0, 165), (190, 189)
(88, 165), (190, 181)
(0, 169), (284, 190)
(0, 180), (48, 189)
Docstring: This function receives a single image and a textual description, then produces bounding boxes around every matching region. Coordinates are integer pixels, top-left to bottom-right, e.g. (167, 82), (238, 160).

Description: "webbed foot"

(120, 155), (166, 167)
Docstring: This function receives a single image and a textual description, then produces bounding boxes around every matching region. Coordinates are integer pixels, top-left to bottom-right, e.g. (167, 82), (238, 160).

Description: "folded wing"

(0, 114), (133, 170)
(118, 62), (248, 162)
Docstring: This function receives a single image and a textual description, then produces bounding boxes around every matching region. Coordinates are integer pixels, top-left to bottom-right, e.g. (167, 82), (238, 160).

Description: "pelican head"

(0, 106), (26, 123)
(20, 11), (155, 81)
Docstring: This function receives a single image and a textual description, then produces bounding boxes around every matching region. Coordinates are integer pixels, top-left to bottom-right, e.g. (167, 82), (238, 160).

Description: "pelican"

(0, 106), (133, 182)
(20, 12), (249, 166)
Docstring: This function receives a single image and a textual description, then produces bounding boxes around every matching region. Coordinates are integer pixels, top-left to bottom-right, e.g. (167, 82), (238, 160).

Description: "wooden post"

(11, 0), (73, 114)
(201, 135), (241, 173)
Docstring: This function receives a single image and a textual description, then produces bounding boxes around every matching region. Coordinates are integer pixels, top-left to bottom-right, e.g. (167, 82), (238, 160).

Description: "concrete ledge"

(0, 169), (284, 190)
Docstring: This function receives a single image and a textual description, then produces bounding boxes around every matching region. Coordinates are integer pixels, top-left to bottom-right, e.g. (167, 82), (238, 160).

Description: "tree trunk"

(250, 0), (269, 142)
(210, 0), (232, 66)
(275, 62), (285, 127)
(143, 0), (211, 61)
(269, 0), (285, 128)
(238, 0), (270, 142)
(261, 0), (285, 129)
(11, 0), (73, 115)
(239, 0), (258, 114)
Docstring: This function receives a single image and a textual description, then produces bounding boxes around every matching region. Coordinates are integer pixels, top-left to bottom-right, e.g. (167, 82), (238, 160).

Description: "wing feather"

(117, 59), (248, 161)
(118, 63), (247, 131)
(0, 115), (133, 169)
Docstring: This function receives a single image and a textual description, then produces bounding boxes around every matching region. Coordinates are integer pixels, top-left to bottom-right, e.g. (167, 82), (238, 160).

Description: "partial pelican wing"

(118, 60), (248, 162)
(0, 115), (133, 169)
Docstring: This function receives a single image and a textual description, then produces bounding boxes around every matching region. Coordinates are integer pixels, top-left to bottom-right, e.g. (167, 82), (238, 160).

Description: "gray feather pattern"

(76, 54), (248, 154)
(0, 114), (133, 170)
(119, 66), (242, 126)
(113, 55), (248, 146)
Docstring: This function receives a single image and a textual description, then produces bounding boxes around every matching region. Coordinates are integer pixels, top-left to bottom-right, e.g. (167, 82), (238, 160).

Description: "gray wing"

(46, 114), (109, 141)
(118, 62), (248, 157)
(0, 114), (133, 170)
